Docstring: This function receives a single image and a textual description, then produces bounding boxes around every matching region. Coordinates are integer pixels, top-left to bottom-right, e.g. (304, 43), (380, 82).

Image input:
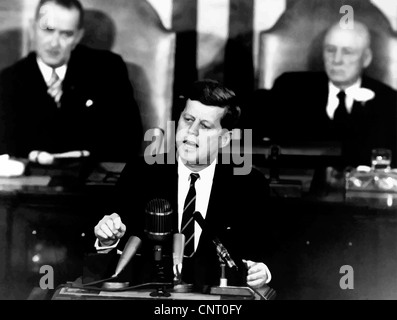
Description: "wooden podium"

(52, 283), (276, 300)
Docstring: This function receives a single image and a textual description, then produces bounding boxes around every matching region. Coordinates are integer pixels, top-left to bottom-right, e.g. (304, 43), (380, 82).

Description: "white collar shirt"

(37, 57), (67, 84)
(326, 79), (362, 119)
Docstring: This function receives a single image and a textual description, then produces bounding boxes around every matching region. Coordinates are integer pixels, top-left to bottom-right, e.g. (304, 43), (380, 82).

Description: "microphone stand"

(149, 244), (171, 297)
(267, 144), (302, 198)
(145, 198), (173, 297)
(192, 211), (276, 299)
(210, 254), (256, 299)
(210, 246), (273, 300)
(210, 258), (276, 300)
(268, 144), (281, 182)
(218, 260), (228, 287)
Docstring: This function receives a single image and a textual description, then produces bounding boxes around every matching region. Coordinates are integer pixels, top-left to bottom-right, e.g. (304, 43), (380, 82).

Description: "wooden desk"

(0, 164), (121, 300)
(3, 157), (397, 300)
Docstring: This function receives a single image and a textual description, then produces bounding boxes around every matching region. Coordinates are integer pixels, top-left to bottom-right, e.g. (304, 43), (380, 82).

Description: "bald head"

(325, 21), (371, 51)
(323, 21), (373, 89)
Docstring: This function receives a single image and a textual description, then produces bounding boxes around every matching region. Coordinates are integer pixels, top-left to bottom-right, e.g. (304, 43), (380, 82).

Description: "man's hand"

(243, 259), (269, 288)
(94, 213), (126, 247)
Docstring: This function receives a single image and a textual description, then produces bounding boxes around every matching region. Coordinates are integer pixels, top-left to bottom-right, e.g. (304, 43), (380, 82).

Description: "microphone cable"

(63, 281), (173, 292)
(78, 275), (117, 287)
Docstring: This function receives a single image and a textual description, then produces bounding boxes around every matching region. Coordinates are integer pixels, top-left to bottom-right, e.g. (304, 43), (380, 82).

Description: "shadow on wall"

(80, 1), (176, 155)
(80, 9), (116, 51)
(0, 29), (23, 72)
(197, 32), (255, 101)
(106, 0), (175, 155)
(195, 32), (254, 132)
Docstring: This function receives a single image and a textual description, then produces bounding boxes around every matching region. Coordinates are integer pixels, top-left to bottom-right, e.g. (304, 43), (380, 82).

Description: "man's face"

(176, 99), (231, 168)
(323, 27), (372, 88)
(32, 2), (83, 68)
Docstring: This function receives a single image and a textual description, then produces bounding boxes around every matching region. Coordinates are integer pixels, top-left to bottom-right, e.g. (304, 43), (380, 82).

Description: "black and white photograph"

(0, 0), (397, 309)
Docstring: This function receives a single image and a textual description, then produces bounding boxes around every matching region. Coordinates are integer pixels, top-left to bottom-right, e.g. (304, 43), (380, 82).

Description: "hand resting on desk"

(243, 259), (271, 288)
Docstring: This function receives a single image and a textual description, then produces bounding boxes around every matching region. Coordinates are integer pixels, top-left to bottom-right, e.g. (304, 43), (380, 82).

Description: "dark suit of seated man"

(263, 21), (397, 169)
(93, 80), (273, 292)
(0, 0), (142, 163)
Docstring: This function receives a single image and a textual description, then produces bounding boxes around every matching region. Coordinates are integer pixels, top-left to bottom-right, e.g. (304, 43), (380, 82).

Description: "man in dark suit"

(265, 21), (397, 168)
(0, 0), (142, 163)
(93, 80), (272, 292)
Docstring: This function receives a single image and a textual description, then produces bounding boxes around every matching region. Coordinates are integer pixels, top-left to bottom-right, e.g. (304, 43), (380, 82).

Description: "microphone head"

(145, 198), (173, 242)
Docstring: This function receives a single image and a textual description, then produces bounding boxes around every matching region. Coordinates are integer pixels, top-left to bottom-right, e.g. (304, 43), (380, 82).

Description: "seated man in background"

(264, 20), (397, 169)
(0, 0), (142, 165)
(93, 80), (272, 293)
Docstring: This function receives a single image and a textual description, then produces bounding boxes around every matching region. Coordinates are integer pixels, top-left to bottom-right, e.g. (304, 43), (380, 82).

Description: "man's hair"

(324, 20), (372, 50)
(35, 0), (85, 29)
(184, 79), (241, 130)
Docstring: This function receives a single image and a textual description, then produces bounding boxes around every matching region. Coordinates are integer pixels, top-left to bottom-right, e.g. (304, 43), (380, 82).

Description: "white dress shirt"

(326, 79), (362, 120)
(177, 157), (217, 251)
(36, 58), (67, 84)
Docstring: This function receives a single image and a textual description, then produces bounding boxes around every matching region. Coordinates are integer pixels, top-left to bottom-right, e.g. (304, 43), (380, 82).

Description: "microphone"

(193, 211), (237, 270)
(144, 198), (173, 297)
(172, 233), (185, 284)
(82, 235), (142, 288)
(268, 144), (280, 181)
(191, 214), (276, 299)
(144, 198), (173, 242)
(112, 235), (142, 278)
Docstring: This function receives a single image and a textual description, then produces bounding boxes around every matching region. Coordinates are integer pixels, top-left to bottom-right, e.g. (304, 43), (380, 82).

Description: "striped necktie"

(47, 68), (63, 108)
(181, 173), (200, 257)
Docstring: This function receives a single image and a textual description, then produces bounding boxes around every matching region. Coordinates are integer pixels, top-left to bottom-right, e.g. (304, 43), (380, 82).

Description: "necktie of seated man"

(333, 90), (351, 141)
(333, 90), (348, 124)
(181, 173), (200, 257)
(47, 68), (63, 108)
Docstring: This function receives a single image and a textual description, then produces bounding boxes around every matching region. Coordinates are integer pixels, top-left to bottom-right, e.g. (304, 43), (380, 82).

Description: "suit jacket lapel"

(351, 100), (367, 119)
(203, 163), (230, 232)
(169, 162), (179, 233)
(319, 73), (330, 119)
(26, 53), (49, 96)
(25, 53), (57, 111)
(351, 77), (372, 119)
(62, 49), (78, 90)
(194, 163), (223, 254)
